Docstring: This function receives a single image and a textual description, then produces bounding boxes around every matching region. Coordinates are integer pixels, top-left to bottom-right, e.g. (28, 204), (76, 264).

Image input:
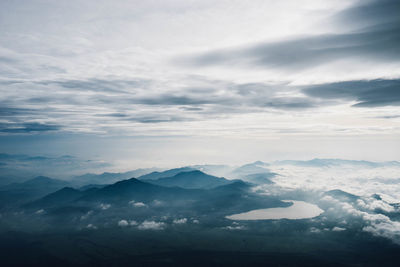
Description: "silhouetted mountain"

(0, 170), (33, 186)
(138, 167), (195, 180)
(71, 168), (160, 185)
(196, 180), (287, 214)
(78, 177), (202, 204)
(22, 176), (69, 187)
(230, 161), (270, 178)
(25, 187), (84, 209)
(210, 180), (252, 194)
(324, 189), (359, 202)
(242, 172), (275, 185)
(148, 170), (233, 189)
(79, 184), (107, 191)
(1, 176), (68, 192)
(27, 175), (288, 219)
(188, 164), (234, 177)
(0, 176), (70, 209)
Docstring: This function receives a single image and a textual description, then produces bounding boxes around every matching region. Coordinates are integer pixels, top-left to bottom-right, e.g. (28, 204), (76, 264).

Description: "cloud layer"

(0, 0), (399, 162)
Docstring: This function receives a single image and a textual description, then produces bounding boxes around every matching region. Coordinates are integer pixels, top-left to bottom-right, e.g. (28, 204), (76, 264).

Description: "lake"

(226, 200), (324, 220)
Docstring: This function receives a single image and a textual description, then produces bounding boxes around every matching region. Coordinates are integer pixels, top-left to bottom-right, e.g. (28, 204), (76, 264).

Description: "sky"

(0, 0), (399, 169)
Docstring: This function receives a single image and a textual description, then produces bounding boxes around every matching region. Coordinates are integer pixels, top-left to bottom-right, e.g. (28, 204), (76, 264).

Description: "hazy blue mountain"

(275, 158), (400, 167)
(0, 176), (68, 191)
(197, 180), (288, 215)
(25, 187), (84, 209)
(71, 167), (161, 185)
(324, 189), (359, 202)
(0, 153), (112, 179)
(147, 170), (233, 189)
(0, 169), (34, 186)
(27, 175), (287, 219)
(0, 176), (70, 208)
(79, 184), (107, 191)
(229, 161), (270, 178)
(78, 177), (202, 204)
(188, 164), (234, 177)
(210, 180), (251, 193)
(242, 172), (275, 185)
(138, 167), (195, 180)
(0, 174), (29, 187)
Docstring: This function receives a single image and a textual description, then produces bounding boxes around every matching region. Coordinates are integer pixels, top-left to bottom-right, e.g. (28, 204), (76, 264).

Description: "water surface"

(226, 200), (323, 220)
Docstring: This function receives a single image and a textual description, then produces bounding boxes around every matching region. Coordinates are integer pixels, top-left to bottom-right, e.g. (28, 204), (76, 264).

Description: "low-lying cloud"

(138, 220), (165, 230)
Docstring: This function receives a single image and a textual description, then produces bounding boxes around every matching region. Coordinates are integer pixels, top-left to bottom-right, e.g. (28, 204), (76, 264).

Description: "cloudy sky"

(0, 0), (399, 168)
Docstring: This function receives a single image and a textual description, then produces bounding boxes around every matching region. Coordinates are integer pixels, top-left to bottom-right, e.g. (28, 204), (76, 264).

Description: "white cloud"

(332, 227), (346, 232)
(129, 220), (138, 226)
(152, 200), (164, 206)
(357, 198), (395, 213)
(99, 203), (111, 210)
(118, 220), (129, 227)
(310, 227), (321, 233)
(80, 210), (93, 220)
(86, 224), (97, 230)
(173, 218), (187, 224)
(138, 220), (165, 230)
(224, 225), (245, 230)
(267, 163), (400, 201)
(129, 200), (147, 208)
(363, 220), (400, 245)
(35, 209), (45, 215)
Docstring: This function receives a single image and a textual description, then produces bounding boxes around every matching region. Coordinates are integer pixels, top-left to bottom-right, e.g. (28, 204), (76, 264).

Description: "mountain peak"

(23, 176), (67, 186)
(148, 170), (231, 189)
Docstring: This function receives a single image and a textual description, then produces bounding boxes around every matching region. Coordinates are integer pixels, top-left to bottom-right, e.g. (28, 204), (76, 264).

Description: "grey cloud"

(302, 79), (400, 107)
(375, 115), (400, 119)
(133, 95), (217, 106)
(178, 0), (400, 71)
(130, 116), (188, 124)
(334, 0), (400, 29)
(37, 78), (149, 94)
(256, 97), (316, 109)
(0, 122), (61, 133)
(102, 113), (129, 118)
(180, 28), (400, 71)
(180, 107), (203, 111)
(1, 75), (396, 136)
(0, 56), (18, 64)
(109, 114), (189, 123)
(0, 153), (112, 178)
(0, 107), (35, 116)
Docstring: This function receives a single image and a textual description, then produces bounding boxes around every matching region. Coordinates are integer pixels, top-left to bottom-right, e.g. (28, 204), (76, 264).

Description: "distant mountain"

(229, 161), (270, 179)
(147, 170), (233, 189)
(0, 176), (70, 208)
(197, 180), (287, 214)
(138, 167), (195, 180)
(0, 175), (27, 187)
(324, 189), (359, 202)
(210, 180), (252, 193)
(188, 164), (234, 177)
(242, 172), (275, 185)
(25, 187), (84, 209)
(25, 175), (288, 221)
(27, 178), (203, 209)
(78, 177), (202, 203)
(0, 176), (69, 191)
(275, 158), (400, 168)
(79, 184), (107, 191)
(71, 168), (161, 185)
(0, 168), (35, 186)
